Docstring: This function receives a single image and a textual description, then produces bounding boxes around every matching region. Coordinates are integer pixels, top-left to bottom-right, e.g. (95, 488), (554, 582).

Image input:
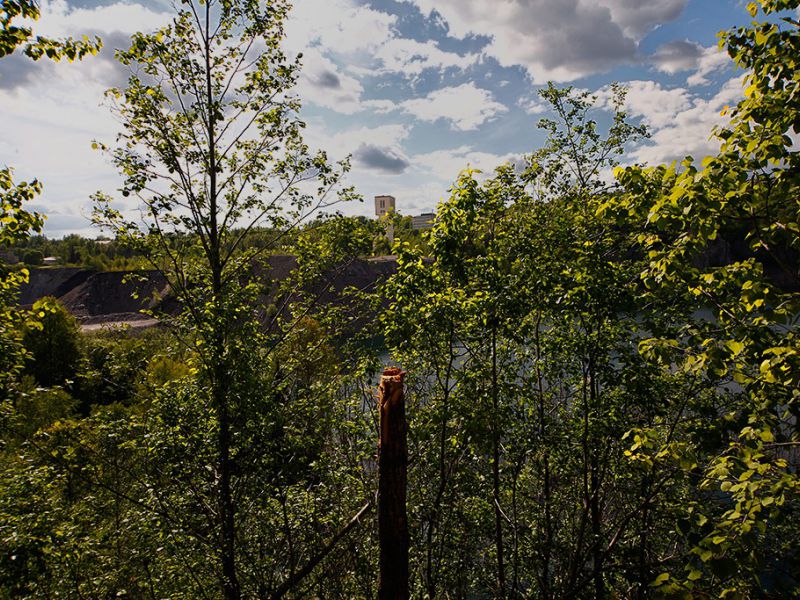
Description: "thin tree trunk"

(426, 328), (455, 599)
(378, 367), (409, 600)
(588, 356), (603, 600)
(269, 500), (374, 600)
(635, 477), (652, 600)
(217, 379), (240, 600)
(491, 327), (506, 599)
(203, 1), (239, 595)
(534, 311), (553, 600)
(577, 356), (593, 600)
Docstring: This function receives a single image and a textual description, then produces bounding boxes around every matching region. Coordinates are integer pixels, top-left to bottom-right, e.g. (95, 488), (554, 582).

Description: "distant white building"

(411, 212), (436, 230)
(374, 195), (396, 217)
(43, 256), (60, 266)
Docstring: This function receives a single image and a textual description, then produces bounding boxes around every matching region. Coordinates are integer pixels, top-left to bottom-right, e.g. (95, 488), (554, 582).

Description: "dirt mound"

(254, 255), (398, 307)
(18, 267), (93, 306)
(57, 271), (169, 317)
(18, 256), (400, 325)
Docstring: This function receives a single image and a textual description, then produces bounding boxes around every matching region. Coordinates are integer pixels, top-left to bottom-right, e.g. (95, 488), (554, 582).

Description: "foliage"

(3, 0), (381, 593)
(1, 170), (44, 399)
(84, 0), (372, 597)
(0, 169), (43, 249)
(1, 0), (100, 400)
(6, 381), (77, 440)
(379, 210), (431, 256)
(0, 0), (100, 61)
(604, 0), (800, 595)
(525, 82), (647, 200)
(22, 297), (81, 388)
(3, 0), (800, 598)
(10, 233), (150, 270)
(380, 84), (695, 599)
(20, 248), (42, 265)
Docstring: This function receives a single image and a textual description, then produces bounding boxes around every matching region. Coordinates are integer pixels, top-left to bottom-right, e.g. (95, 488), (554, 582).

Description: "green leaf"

(651, 573), (670, 587)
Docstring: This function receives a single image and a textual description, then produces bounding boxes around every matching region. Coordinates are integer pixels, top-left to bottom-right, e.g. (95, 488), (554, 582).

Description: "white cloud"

(414, 145), (519, 180)
(295, 48), (366, 114)
(362, 99), (397, 114)
(379, 180), (448, 214)
(650, 39), (704, 74)
(0, 75), (123, 235)
(369, 146), (521, 215)
(284, 0), (476, 115)
(623, 76), (744, 165)
(294, 39), (478, 114)
(0, 1), (174, 236)
(35, 0), (167, 38)
(518, 96), (550, 115)
(374, 38), (478, 75)
(352, 144), (410, 174)
(339, 177), (450, 217)
(304, 122), (412, 173)
(0, 0), (746, 237)
(598, 80), (691, 129)
(403, 0), (688, 82)
(401, 83), (507, 130)
(300, 120), (519, 217)
(650, 39), (731, 86)
(324, 124), (411, 152)
(284, 0), (396, 56)
(599, 0), (687, 37)
(687, 47), (731, 86)
(6, 1), (172, 91)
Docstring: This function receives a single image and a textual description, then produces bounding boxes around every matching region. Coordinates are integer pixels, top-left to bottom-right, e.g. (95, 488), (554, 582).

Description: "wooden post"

(377, 367), (409, 600)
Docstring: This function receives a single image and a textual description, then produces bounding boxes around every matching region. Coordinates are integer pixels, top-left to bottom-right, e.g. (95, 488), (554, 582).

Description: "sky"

(0, 0), (764, 237)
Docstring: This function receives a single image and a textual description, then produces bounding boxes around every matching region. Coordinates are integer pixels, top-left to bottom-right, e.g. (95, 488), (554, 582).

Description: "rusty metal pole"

(377, 367), (409, 600)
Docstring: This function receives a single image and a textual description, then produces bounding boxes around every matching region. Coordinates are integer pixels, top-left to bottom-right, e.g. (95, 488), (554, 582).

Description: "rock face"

(17, 256), (400, 327)
(18, 268), (93, 307)
(19, 268), (169, 325)
(57, 271), (170, 318)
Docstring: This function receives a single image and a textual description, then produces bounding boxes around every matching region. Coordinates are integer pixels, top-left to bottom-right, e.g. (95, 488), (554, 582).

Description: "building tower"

(374, 195), (396, 218)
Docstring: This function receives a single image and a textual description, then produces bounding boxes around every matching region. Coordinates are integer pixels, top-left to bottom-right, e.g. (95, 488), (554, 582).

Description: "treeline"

(5, 234), (146, 270)
(6, 216), (423, 271)
(1, 0), (799, 598)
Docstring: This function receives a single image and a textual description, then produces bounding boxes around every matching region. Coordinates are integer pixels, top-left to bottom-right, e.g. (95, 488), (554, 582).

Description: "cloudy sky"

(0, 0), (760, 236)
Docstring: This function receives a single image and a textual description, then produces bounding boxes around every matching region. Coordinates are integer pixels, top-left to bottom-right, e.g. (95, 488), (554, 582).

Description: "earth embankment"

(18, 255), (400, 330)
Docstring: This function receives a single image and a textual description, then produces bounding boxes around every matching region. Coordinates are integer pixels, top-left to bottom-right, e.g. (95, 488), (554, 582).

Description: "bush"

(23, 297), (81, 387)
(21, 249), (43, 266)
(76, 328), (179, 408)
(12, 378), (78, 438)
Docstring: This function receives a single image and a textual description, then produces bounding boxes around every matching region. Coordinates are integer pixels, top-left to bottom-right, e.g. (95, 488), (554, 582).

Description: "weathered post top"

(381, 366), (405, 380)
(377, 366), (409, 600)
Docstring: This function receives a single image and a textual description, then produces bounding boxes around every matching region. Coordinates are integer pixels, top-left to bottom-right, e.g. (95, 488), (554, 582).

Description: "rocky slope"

(18, 255), (399, 328)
